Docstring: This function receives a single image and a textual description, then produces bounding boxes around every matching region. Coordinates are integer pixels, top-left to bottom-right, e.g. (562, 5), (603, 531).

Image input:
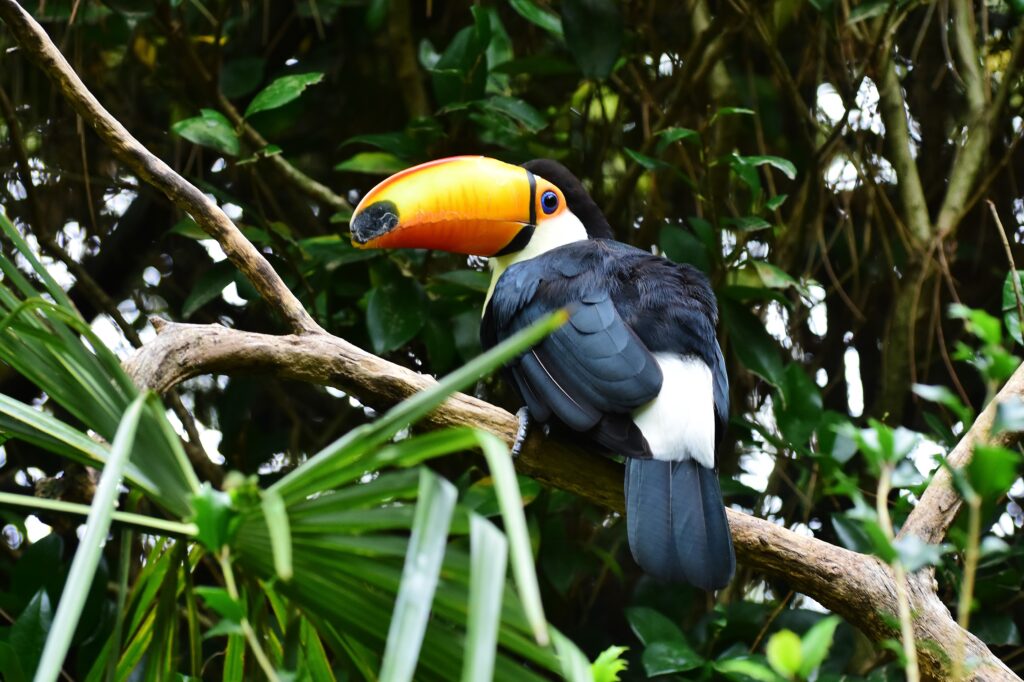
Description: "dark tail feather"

(624, 459), (735, 590)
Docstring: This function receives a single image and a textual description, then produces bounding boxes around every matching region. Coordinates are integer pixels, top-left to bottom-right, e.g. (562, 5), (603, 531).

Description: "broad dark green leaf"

(220, 58), (266, 99)
(641, 640), (703, 676)
(195, 586), (245, 623)
(775, 364), (823, 446)
(508, 0), (564, 37)
(626, 607), (686, 647)
(1002, 271), (1024, 345)
(366, 277), (427, 354)
(244, 72), (324, 117)
(967, 445), (1021, 501)
(660, 226), (711, 273)
(561, 0), (622, 79)
(172, 109), (239, 156)
(720, 299), (784, 387)
(11, 589), (52, 676)
(182, 261), (237, 319)
(484, 96), (548, 131)
(190, 484), (237, 550)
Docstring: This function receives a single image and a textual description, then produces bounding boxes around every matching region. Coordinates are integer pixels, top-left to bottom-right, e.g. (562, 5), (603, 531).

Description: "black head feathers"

(522, 159), (614, 239)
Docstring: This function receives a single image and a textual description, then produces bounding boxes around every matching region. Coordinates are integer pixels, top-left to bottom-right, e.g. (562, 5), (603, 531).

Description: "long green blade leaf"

(378, 470), (457, 682)
(261, 489), (293, 582)
(474, 431), (549, 645)
(34, 393), (146, 682)
(461, 514), (508, 682)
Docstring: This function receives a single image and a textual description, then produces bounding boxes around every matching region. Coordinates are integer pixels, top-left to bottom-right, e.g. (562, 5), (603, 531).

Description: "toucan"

(349, 156), (734, 590)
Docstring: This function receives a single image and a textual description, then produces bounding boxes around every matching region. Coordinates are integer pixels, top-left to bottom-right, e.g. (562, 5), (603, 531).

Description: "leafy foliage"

(0, 0), (1023, 680)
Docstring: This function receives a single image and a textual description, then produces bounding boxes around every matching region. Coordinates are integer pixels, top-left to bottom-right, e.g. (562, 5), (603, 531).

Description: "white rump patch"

(632, 353), (715, 467)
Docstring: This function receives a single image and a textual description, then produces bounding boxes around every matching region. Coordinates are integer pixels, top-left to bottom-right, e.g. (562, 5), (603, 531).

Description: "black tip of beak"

(351, 200), (400, 244)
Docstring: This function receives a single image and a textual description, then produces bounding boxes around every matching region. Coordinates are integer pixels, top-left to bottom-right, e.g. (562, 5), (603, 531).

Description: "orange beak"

(350, 156), (538, 256)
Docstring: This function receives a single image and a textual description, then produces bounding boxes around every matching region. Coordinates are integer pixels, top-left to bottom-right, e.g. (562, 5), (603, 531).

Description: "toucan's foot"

(511, 406), (531, 459)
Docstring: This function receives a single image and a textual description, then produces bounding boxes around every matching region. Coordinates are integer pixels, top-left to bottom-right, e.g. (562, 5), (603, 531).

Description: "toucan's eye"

(541, 191), (559, 215)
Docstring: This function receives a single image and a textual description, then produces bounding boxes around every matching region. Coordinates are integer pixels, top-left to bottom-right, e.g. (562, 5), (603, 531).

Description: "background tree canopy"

(0, 0), (1024, 680)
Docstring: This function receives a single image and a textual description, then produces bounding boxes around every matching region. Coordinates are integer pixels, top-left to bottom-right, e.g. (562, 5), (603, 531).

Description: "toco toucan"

(350, 156), (734, 590)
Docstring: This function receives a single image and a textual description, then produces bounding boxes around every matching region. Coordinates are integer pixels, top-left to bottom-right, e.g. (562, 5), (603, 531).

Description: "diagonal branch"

(0, 0), (322, 336)
(123, 317), (1022, 681)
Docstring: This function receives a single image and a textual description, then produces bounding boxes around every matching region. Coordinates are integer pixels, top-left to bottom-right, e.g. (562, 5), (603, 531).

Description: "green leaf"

(35, 395), (146, 682)
(491, 56), (577, 76)
(723, 216), (773, 232)
(642, 640), (703, 676)
(798, 616), (841, 678)
(220, 57), (266, 99)
(766, 194), (789, 211)
(335, 151), (409, 175)
(655, 127), (700, 153)
(967, 445), (1021, 501)
(262, 488), (293, 582)
(460, 515), (508, 682)
(831, 513), (872, 553)
(892, 534), (947, 572)
(714, 657), (787, 682)
(10, 589), (52, 677)
(508, 0), (564, 37)
(561, 0), (622, 79)
(0, 641), (27, 682)
(848, 0), (889, 23)
(182, 261), (237, 319)
(993, 396), (1024, 434)
(244, 72), (324, 117)
(765, 629), (802, 678)
(366, 277), (427, 354)
(483, 96), (548, 132)
(195, 586), (245, 623)
(379, 470), (457, 682)
(737, 155), (798, 180)
(430, 270), (491, 293)
(624, 147), (672, 171)
(473, 431), (549, 645)
(343, 131), (424, 159)
(172, 109), (239, 156)
(912, 383), (973, 426)
(591, 645), (628, 682)
(626, 606), (686, 646)
(1002, 271), (1024, 345)
(720, 299), (784, 386)
(775, 364), (823, 446)
(190, 484), (237, 550)
(661, 226), (711, 273)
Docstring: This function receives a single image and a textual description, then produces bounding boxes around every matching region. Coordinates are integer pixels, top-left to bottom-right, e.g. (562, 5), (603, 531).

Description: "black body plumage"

(481, 168), (735, 589)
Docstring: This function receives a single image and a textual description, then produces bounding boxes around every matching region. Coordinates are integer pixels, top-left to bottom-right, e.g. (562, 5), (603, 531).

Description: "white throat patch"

(485, 211), (588, 309)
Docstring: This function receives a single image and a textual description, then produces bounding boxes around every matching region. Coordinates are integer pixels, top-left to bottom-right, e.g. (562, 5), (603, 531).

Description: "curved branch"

(125, 318), (1023, 681)
(0, 0), (322, 336)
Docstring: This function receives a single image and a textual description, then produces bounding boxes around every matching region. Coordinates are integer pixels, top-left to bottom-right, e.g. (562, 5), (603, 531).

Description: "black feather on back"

(481, 239), (729, 458)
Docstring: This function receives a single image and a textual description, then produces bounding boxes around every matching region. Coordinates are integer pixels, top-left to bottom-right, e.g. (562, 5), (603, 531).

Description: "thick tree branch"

(125, 318), (1023, 681)
(0, 0), (323, 335)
